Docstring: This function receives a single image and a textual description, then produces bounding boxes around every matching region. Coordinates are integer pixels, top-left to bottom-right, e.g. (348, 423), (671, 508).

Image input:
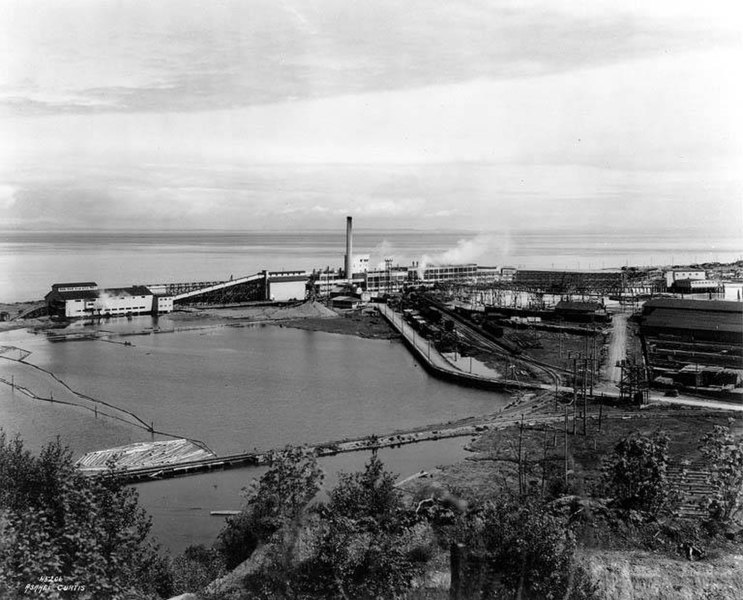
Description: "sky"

(1, 0), (741, 234)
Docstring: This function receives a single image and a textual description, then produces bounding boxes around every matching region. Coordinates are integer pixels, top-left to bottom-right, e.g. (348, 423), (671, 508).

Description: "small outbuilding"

(331, 295), (362, 310)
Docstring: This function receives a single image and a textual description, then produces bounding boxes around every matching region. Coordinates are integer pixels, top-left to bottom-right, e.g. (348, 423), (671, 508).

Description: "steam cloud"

(366, 233), (510, 273)
(418, 234), (508, 272)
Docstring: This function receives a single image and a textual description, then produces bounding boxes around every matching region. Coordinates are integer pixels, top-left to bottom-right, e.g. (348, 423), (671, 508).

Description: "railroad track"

(426, 297), (567, 389)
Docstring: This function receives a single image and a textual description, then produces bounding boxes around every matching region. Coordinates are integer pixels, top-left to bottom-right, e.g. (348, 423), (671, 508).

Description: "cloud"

(0, 0), (737, 115)
(355, 199), (426, 217)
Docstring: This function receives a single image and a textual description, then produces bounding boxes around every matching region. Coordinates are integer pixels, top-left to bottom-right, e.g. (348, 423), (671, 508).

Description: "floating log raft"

(75, 439), (216, 474)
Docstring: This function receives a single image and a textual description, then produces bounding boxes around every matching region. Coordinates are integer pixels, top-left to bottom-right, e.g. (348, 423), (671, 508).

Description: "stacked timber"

(75, 439), (216, 474)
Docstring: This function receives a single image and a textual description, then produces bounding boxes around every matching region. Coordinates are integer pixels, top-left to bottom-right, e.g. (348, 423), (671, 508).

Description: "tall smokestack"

(345, 216), (353, 280)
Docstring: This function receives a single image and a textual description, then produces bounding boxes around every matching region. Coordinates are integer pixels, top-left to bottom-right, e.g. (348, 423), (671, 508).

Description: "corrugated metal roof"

(50, 290), (99, 300)
(642, 309), (742, 334)
(104, 286), (153, 296)
(644, 299), (743, 313)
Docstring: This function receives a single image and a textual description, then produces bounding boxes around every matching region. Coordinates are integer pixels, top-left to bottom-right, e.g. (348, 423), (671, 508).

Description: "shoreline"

(0, 300), (399, 341)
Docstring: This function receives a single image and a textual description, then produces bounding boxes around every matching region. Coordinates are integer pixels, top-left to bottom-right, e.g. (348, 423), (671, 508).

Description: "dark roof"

(46, 289), (99, 301)
(51, 282), (97, 289)
(555, 300), (603, 313)
(46, 285), (153, 302)
(643, 299), (743, 313)
(104, 286), (153, 296)
(642, 309), (742, 335)
(267, 275), (309, 283)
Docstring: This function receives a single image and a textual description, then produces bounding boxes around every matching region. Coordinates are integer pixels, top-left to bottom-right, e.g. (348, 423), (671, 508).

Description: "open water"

(0, 317), (503, 552)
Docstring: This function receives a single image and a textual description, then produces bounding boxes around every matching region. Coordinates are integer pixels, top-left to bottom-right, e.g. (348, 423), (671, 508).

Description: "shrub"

(699, 421), (743, 528)
(451, 495), (599, 600)
(601, 430), (674, 517)
(0, 431), (165, 599)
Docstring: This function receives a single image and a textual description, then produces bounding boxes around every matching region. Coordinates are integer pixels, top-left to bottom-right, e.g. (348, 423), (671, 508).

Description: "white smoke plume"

(418, 233), (508, 273)
(368, 240), (398, 270)
(93, 289), (131, 310)
(93, 291), (114, 309)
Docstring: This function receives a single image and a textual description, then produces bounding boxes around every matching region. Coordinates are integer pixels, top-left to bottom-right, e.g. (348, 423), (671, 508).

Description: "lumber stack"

(76, 439), (216, 473)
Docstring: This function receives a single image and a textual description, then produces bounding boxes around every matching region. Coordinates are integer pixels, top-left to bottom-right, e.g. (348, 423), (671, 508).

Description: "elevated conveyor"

(172, 273), (265, 301)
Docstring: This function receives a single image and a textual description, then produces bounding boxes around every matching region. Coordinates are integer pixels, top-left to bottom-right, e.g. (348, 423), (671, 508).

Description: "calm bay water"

(0, 318), (502, 551)
(1, 228), (741, 303)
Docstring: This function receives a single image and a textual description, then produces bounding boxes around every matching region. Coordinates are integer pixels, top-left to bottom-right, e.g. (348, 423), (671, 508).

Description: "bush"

(451, 495), (599, 600)
(699, 421), (743, 528)
(219, 450), (428, 599)
(0, 431), (166, 599)
(601, 430), (674, 517)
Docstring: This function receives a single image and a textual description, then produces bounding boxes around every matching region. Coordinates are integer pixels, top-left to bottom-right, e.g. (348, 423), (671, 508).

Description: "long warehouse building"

(640, 298), (743, 344)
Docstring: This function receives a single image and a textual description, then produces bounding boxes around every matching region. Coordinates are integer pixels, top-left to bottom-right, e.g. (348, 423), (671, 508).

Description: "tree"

(451, 495), (599, 600)
(0, 431), (168, 599)
(216, 446), (324, 570)
(300, 454), (426, 599)
(602, 430), (673, 516)
(170, 545), (226, 595)
(699, 422), (743, 527)
(325, 453), (408, 531)
(225, 451), (429, 600)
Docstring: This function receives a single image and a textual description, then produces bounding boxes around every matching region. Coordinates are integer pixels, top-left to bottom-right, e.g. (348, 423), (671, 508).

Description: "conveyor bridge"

(147, 270), (310, 304)
(172, 273), (265, 301)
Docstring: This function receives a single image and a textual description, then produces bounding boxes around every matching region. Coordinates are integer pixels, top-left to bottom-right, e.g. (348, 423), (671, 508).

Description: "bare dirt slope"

(585, 550), (743, 600)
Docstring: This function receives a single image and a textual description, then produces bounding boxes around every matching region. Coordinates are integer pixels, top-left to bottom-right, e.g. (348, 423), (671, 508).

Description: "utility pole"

(554, 378), (558, 411)
(541, 428), (549, 498)
(571, 354), (578, 434)
(564, 402), (569, 489)
(518, 415), (524, 496)
(583, 357), (588, 436)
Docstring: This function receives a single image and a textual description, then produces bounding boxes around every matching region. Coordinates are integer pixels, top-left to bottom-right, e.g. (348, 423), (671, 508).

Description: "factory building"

(672, 279), (722, 294)
(352, 254), (371, 273)
(364, 267), (410, 296)
(408, 263), (479, 283)
(665, 269), (706, 288)
(500, 266), (517, 281)
(45, 282), (173, 319)
(266, 270), (310, 302)
(512, 269), (659, 296)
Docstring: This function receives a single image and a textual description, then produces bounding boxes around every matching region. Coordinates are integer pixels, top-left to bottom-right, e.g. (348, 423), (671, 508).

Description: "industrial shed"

(640, 298), (743, 344)
(554, 300), (608, 323)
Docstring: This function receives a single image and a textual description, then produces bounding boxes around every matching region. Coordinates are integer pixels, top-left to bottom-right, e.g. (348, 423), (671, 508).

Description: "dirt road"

(604, 311), (628, 386)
